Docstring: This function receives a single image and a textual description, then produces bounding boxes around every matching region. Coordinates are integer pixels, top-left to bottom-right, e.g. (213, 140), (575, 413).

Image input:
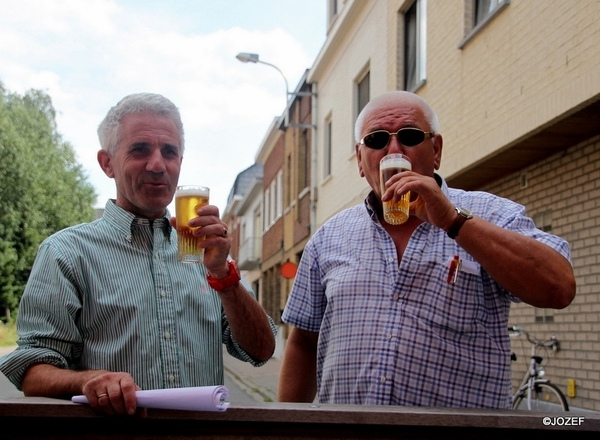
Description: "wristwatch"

(447, 207), (473, 239)
(206, 260), (241, 292)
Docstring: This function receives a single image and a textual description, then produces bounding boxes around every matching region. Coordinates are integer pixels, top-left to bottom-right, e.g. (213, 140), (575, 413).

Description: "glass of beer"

(380, 154), (412, 225)
(175, 185), (210, 263)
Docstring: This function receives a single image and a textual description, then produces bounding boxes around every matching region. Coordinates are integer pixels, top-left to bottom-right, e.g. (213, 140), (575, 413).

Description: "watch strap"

(206, 260), (241, 291)
(447, 207), (472, 239)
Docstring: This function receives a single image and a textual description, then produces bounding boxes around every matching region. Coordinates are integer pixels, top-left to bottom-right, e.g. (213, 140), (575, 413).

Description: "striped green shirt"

(0, 200), (275, 391)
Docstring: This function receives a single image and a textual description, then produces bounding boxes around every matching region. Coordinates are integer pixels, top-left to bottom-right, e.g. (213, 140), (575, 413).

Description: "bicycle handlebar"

(508, 325), (560, 351)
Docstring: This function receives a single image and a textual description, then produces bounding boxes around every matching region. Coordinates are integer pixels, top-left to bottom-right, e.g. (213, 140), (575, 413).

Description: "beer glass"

(380, 154), (411, 225)
(175, 185), (210, 263)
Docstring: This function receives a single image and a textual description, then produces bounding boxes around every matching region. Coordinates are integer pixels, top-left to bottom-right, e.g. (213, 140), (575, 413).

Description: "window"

(270, 180), (276, 224)
(403, 0), (427, 91)
(276, 170), (283, 218)
(263, 188), (270, 230)
(460, 0), (510, 48)
(297, 129), (310, 193)
(357, 71), (370, 118)
(533, 210), (553, 233)
(324, 119), (332, 178)
(285, 155), (292, 207)
(474, 0), (506, 26)
(328, 0), (338, 24)
(264, 171), (283, 228)
(253, 207), (262, 259)
(535, 308), (554, 323)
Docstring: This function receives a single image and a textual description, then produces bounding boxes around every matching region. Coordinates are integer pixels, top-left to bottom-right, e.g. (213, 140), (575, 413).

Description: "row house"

(227, 0), (600, 411)
(223, 71), (314, 356)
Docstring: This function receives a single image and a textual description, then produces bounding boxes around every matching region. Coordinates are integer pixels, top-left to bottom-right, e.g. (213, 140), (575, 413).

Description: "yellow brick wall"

(484, 135), (600, 412)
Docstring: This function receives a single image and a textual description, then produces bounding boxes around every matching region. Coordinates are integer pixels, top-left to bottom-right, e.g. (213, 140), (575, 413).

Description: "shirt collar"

(102, 199), (173, 242)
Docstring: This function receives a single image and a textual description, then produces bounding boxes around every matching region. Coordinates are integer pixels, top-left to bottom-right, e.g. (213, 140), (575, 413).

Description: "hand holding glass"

(380, 154), (411, 225)
(175, 185), (210, 263)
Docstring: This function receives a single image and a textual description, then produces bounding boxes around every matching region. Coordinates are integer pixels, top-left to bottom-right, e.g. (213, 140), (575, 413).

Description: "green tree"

(0, 83), (96, 320)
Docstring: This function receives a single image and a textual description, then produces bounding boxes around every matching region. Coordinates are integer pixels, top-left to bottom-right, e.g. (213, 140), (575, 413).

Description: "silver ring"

(222, 227), (228, 237)
(97, 393), (108, 399)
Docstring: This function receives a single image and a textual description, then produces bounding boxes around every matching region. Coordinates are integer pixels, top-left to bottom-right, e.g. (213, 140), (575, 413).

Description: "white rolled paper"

(72, 385), (230, 412)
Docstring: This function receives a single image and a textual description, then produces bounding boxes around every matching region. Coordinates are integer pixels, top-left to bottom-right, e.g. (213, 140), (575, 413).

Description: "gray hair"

(98, 93), (185, 156)
(354, 91), (440, 143)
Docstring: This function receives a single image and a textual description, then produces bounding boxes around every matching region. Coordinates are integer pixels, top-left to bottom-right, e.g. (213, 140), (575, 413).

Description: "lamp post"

(235, 51), (317, 237)
(235, 52), (290, 111)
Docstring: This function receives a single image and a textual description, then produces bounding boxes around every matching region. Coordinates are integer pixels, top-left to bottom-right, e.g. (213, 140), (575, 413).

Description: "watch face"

(458, 207), (473, 217)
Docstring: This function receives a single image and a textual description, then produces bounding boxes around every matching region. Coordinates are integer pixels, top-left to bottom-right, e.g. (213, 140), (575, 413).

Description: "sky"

(0, 0), (326, 214)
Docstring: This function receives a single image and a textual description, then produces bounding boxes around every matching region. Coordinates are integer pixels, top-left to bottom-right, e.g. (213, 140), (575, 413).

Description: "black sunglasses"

(360, 128), (434, 150)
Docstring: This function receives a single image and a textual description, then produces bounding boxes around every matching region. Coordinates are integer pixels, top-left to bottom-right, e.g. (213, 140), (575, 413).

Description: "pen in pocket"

(447, 255), (461, 284)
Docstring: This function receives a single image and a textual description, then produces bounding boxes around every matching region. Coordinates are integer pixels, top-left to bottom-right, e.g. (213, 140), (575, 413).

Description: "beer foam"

(175, 186), (210, 198)
(380, 157), (411, 170)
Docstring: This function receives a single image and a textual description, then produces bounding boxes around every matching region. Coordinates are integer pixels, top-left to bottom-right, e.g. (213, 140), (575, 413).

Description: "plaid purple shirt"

(282, 175), (571, 408)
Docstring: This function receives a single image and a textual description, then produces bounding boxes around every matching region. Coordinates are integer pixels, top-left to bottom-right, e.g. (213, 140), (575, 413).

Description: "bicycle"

(509, 325), (569, 412)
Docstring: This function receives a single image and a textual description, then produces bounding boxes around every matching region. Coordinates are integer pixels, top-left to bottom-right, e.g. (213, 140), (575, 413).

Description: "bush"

(0, 321), (18, 347)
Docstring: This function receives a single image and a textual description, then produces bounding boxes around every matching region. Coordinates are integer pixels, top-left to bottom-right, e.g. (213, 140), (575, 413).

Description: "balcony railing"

(1, 397), (598, 438)
(238, 236), (262, 270)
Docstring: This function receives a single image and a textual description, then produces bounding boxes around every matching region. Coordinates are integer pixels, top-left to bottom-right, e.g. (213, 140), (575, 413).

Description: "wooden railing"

(1, 396), (599, 439)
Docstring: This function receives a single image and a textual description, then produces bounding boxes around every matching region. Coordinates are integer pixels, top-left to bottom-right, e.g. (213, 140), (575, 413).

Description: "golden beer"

(175, 186), (210, 263)
(380, 154), (411, 225)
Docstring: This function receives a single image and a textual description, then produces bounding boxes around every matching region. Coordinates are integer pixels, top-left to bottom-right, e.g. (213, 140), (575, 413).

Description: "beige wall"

(311, 0), (600, 228)
(423, 0), (600, 181)
(311, 0), (385, 228)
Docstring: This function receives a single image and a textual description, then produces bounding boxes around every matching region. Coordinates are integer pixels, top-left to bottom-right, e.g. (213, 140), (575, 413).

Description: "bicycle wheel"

(513, 381), (569, 412)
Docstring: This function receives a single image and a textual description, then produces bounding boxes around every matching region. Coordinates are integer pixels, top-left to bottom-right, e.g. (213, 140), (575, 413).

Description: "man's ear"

(97, 149), (114, 178)
(433, 134), (443, 171)
(355, 143), (365, 177)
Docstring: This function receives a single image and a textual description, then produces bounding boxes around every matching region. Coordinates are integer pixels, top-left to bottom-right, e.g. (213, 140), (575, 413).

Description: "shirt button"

(386, 333), (392, 340)
(392, 294), (399, 301)
(380, 376), (387, 383)
(169, 375), (175, 382)
(161, 291), (167, 298)
(164, 332), (171, 339)
(388, 258), (394, 263)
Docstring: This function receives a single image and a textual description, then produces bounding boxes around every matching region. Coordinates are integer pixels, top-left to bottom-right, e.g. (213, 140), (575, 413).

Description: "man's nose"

(146, 148), (166, 173)
(387, 134), (405, 154)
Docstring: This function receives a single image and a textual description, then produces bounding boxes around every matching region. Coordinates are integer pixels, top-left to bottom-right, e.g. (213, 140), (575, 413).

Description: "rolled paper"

(72, 385), (230, 412)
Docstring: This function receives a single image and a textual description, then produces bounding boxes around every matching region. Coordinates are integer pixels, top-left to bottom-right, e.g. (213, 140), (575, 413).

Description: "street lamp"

(236, 51), (317, 236)
(235, 52), (290, 109)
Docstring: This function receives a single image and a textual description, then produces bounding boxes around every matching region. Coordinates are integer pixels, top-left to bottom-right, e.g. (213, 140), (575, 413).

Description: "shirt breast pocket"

(407, 258), (485, 334)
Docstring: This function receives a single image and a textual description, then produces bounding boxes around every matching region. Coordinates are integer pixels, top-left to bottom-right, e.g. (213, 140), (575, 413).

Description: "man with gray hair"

(278, 90), (575, 408)
(0, 93), (276, 416)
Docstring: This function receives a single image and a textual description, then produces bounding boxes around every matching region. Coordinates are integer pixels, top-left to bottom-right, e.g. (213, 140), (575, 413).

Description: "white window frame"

(403, 0), (427, 92)
(323, 118), (332, 179)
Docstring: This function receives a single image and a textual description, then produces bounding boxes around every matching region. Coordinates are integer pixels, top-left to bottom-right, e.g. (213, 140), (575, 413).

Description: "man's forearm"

(278, 328), (318, 402)
(219, 284), (276, 362)
(21, 363), (106, 398)
(456, 216), (576, 308)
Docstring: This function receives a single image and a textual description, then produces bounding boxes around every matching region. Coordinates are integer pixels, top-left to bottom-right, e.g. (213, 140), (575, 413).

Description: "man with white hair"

(278, 91), (575, 408)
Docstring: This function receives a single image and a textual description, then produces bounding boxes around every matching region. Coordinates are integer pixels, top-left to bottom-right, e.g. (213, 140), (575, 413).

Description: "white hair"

(355, 91), (440, 143)
(97, 93), (184, 156)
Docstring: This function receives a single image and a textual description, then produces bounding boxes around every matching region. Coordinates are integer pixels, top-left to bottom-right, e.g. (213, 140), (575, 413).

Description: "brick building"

(228, 0), (600, 410)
